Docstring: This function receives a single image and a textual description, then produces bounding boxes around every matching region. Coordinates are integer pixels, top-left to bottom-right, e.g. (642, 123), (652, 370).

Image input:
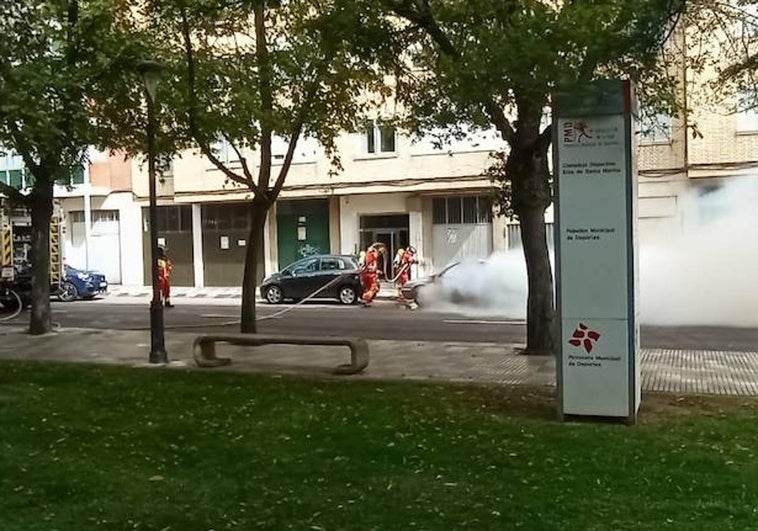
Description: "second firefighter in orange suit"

(394, 246), (418, 289)
(361, 245), (381, 305)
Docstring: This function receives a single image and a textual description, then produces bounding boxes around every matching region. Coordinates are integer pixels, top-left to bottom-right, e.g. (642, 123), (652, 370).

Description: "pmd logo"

(562, 121), (593, 144)
(568, 323), (601, 353)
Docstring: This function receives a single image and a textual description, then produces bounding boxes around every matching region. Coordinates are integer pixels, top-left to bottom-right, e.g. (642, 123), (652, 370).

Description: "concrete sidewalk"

(1, 326), (758, 396)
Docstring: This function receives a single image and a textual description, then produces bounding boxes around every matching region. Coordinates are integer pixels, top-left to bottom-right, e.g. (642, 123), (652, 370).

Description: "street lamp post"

(137, 60), (168, 364)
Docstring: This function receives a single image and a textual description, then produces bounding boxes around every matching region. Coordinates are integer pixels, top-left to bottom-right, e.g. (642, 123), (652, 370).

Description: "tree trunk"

(506, 103), (556, 355)
(240, 199), (268, 334)
(518, 202), (555, 355)
(29, 181), (54, 335)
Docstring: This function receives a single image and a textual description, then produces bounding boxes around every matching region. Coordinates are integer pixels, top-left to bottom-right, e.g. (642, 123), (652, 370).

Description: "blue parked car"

(58, 265), (108, 302)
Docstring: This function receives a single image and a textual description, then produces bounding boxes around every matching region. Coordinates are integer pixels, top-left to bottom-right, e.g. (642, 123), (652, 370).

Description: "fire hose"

(156, 271), (357, 330)
(258, 271), (357, 321)
(4, 272), (367, 332)
(388, 262), (410, 283)
(0, 289), (23, 322)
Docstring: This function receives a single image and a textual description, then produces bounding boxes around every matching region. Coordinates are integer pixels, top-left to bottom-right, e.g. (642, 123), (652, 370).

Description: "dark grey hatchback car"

(260, 254), (363, 305)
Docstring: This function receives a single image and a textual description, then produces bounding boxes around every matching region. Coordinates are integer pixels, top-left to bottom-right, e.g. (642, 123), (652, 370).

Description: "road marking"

(201, 314), (237, 318)
(443, 319), (525, 325)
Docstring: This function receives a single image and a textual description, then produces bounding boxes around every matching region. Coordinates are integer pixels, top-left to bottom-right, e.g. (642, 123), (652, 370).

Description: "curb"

(104, 288), (399, 302)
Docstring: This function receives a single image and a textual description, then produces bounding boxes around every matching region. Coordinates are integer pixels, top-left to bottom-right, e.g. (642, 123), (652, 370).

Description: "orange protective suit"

(158, 256), (173, 304)
(361, 247), (380, 304)
(395, 247), (417, 288)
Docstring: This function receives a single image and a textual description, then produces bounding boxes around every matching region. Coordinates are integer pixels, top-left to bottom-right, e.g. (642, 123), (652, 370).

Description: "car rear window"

(320, 257), (352, 271)
(342, 257), (359, 269)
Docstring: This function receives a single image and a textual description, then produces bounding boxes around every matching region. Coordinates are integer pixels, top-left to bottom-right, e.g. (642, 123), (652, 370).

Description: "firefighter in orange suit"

(360, 244), (382, 306)
(157, 246), (174, 308)
(394, 246), (418, 289)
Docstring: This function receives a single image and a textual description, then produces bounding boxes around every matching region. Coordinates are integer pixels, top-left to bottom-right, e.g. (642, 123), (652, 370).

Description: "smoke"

(418, 252), (538, 320)
(421, 176), (758, 327)
(639, 176), (758, 327)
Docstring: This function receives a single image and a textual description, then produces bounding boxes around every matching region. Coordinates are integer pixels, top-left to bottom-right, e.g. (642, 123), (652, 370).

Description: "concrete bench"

(193, 333), (369, 375)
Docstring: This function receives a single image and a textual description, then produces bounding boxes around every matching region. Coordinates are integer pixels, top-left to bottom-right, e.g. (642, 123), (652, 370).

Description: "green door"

(276, 199), (330, 269)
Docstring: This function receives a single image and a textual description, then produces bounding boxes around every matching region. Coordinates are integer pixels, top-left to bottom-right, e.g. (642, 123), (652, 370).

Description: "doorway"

(359, 214), (409, 279)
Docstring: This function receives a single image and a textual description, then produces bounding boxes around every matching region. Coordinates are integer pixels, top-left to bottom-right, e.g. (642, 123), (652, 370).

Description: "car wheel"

(59, 282), (78, 302)
(338, 285), (357, 305)
(265, 285), (283, 304)
(1, 299), (19, 311)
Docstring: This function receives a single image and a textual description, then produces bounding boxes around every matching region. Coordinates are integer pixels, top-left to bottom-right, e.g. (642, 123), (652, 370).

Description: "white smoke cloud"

(639, 176), (758, 327)
(420, 176), (758, 327)
(418, 252), (537, 320)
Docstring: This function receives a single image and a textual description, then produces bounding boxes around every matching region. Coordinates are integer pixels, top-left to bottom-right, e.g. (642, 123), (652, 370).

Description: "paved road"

(3, 299), (758, 351)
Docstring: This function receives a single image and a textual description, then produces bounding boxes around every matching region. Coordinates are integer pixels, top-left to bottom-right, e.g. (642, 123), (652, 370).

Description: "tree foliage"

(382, 0), (684, 354)
(0, 0), (143, 334)
(684, 0), (758, 111)
(121, 0), (398, 332)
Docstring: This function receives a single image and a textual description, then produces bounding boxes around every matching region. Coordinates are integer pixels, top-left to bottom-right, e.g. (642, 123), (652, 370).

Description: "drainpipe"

(83, 163), (92, 270)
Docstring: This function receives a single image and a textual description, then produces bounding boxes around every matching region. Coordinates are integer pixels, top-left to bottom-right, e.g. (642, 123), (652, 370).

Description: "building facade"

(127, 126), (508, 287)
(53, 150), (143, 286)
(4, 20), (752, 288)
(2, 86), (754, 289)
(119, 83), (758, 288)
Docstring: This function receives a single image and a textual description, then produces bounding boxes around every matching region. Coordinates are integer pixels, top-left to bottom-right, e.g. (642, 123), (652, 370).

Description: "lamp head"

(137, 60), (164, 102)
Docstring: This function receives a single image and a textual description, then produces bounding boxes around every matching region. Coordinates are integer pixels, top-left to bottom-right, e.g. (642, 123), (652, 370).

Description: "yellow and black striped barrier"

(0, 225), (11, 267)
(49, 216), (62, 282)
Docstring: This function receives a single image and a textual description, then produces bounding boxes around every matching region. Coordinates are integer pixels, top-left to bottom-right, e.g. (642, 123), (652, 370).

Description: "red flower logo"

(568, 323), (601, 353)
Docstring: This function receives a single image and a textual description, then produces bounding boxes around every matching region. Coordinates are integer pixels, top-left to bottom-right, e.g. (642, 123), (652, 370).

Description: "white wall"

(61, 192), (143, 286)
(432, 224), (493, 269)
(107, 193), (143, 286)
(338, 193), (409, 255)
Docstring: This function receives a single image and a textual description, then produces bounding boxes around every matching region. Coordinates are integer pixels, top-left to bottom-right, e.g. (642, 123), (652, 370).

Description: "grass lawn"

(1, 362), (758, 530)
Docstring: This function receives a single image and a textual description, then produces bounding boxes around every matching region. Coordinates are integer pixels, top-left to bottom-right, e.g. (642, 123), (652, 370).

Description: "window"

(264, 135), (319, 165)
(364, 122), (396, 154)
(447, 197), (462, 223)
(156, 154), (173, 177)
(211, 137), (240, 165)
(365, 125), (376, 153)
(94, 211), (119, 223)
(145, 205), (192, 233)
(166, 207), (179, 232)
(432, 196), (493, 225)
(637, 112), (672, 144)
(0, 171), (6, 185)
(292, 257), (319, 275)
(736, 91), (758, 133)
(8, 169), (23, 189)
(477, 197), (493, 224)
(433, 198), (447, 224)
(69, 210), (119, 225)
(507, 222), (555, 250)
(462, 196), (478, 223)
(201, 203), (250, 231)
(70, 166), (85, 185)
(320, 257), (348, 271)
(379, 125), (396, 152)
